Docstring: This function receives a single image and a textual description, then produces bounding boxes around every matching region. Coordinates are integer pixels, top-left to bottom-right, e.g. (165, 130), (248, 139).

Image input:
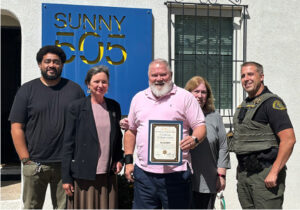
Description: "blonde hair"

(184, 76), (215, 114)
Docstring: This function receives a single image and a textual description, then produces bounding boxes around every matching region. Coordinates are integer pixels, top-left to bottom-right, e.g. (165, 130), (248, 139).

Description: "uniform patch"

(272, 100), (287, 110)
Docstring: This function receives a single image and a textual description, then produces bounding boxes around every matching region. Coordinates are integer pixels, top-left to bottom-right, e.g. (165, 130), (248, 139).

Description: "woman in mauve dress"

(62, 65), (124, 209)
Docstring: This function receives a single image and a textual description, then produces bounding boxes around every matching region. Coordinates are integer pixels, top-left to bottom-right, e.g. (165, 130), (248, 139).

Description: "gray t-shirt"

(191, 111), (231, 193)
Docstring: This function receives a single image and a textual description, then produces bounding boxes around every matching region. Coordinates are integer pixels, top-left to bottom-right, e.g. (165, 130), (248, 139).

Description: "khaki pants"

(23, 162), (66, 209)
(237, 165), (286, 209)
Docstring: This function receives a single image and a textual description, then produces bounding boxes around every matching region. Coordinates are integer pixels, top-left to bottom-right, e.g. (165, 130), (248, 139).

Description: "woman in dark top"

(62, 65), (124, 209)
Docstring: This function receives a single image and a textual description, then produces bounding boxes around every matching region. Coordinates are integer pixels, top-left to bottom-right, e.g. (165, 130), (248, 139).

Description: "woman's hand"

(113, 161), (123, 174)
(63, 183), (74, 196)
(217, 168), (226, 192)
(120, 118), (129, 130)
(216, 176), (226, 192)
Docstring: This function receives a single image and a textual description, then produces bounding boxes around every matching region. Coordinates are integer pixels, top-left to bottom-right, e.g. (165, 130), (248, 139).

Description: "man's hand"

(180, 124), (206, 151)
(124, 129), (136, 183)
(125, 163), (134, 182)
(264, 128), (296, 188)
(180, 136), (198, 151)
(264, 171), (278, 188)
(63, 183), (74, 196)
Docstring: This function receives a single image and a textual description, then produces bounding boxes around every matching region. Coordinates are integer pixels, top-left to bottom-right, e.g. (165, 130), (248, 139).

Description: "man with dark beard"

(9, 45), (85, 209)
(123, 58), (207, 209)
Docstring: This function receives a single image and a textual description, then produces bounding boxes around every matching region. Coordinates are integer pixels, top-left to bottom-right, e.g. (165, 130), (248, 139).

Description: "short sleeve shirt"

(9, 78), (85, 162)
(242, 86), (293, 158)
(246, 86), (293, 134)
(128, 84), (205, 173)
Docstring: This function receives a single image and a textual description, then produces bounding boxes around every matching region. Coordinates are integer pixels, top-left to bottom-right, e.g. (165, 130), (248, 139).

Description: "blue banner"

(42, 3), (152, 115)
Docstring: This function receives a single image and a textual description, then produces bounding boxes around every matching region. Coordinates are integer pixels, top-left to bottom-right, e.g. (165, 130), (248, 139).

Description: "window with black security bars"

(175, 15), (233, 109)
(166, 1), (248, 117)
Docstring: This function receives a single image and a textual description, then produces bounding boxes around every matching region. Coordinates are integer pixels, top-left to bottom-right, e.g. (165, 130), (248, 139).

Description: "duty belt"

(237, 154), (274, 173)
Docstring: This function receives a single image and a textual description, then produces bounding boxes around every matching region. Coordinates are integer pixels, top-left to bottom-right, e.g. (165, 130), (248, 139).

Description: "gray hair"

(148, 58), (172, 74)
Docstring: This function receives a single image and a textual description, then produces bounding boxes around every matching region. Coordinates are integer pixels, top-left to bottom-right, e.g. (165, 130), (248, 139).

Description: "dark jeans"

(132, 165), (192, 209)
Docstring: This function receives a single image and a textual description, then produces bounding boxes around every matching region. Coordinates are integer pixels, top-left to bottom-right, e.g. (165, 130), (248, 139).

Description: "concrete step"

(0, 164), (21, 181)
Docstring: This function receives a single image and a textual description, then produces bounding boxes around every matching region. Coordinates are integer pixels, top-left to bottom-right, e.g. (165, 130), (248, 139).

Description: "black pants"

(192, 191), (216, 209)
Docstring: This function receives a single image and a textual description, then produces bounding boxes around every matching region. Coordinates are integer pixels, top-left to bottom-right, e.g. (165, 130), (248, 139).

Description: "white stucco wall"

(243, 1), (300, 208)
(2, 0), (299, 208)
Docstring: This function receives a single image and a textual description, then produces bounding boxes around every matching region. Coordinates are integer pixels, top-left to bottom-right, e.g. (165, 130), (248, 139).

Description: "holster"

(237, 153), (273, 173)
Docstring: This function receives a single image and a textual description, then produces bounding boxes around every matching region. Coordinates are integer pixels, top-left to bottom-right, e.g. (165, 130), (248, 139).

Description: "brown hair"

(184, 76), (215, 114)
(241, 61), (264, 75)
(85, 65), (109, 86)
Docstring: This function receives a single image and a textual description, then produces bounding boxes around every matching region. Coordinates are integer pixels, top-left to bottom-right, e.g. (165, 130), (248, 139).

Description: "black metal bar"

(165, 1), (248, 117)
(232, 5), (235, 116)
(206, 4), (209, 80)
(242, 5), (247, 99)
(181, 3), (185, 87)
(194, 4), (197, 76)
(168, 3), (172, 67)
(171, 58), (245, 62)
(218, 5), (222, 110)
(164, 1), (247, 7)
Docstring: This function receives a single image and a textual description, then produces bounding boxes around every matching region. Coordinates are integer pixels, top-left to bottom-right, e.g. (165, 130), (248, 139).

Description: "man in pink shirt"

(124, 58), (206, 209)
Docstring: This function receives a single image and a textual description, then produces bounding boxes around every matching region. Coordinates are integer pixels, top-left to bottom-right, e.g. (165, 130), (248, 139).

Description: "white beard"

(149, 80), (173, 98)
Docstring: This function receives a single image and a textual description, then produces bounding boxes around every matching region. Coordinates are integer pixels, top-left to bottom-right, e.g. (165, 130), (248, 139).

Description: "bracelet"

(124, 154), (133, 165)
(218, 173), (226, 179)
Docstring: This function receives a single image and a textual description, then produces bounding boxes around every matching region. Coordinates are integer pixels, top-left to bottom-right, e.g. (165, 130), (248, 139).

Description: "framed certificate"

(148, 120), (183, 165)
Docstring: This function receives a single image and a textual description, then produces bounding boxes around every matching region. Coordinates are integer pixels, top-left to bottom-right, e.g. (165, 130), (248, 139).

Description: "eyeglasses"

(192, 90), (207, 95)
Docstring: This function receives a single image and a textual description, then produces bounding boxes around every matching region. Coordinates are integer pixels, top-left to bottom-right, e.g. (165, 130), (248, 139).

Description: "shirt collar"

(245, 86), (272, 102)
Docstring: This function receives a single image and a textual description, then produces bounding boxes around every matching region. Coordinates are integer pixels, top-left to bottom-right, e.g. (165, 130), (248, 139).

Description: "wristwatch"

(21, 158), (31, 164)
(191, 136), (200, 144)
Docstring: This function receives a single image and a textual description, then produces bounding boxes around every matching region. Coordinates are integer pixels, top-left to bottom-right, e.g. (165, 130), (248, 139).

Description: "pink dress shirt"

(128, 84), (205, 173)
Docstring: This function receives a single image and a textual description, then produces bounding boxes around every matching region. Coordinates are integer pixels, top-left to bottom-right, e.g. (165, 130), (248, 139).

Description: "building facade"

(2, 0), (299, 208)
